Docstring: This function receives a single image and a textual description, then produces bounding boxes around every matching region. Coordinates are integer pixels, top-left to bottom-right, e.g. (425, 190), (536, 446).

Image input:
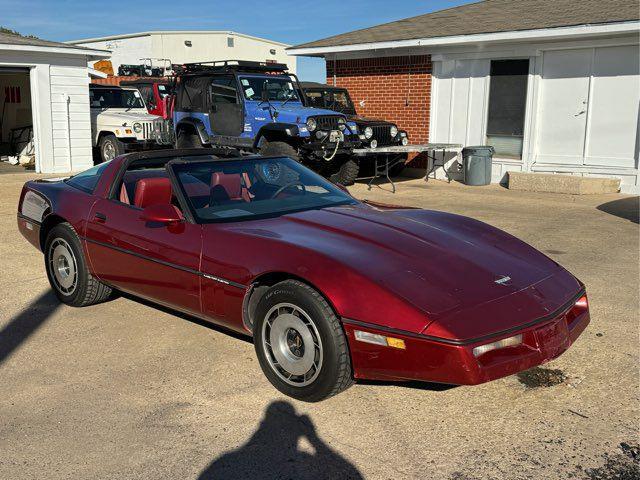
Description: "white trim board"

(288, 21), (640, 56)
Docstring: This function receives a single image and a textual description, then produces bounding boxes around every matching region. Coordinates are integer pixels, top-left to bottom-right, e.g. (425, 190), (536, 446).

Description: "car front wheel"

(45, 222), (112, 306)
(253, 280), (354, 402)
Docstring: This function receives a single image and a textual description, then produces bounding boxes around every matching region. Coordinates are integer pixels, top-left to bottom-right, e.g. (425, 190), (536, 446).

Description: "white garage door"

(535, 45), (640, 169)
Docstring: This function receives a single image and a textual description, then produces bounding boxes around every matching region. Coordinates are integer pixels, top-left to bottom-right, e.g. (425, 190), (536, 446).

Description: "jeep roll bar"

(172, 60), (289, 75)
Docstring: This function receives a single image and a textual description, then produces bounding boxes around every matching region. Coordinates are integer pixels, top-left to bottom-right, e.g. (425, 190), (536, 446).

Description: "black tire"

(99, 134), (125, 163)
(44, 222), (112, 307)
(259, 140), (300, 162)
(253, 280), (354, 402)
(328, 158), (360, 186)
(176, 127), (203, 149)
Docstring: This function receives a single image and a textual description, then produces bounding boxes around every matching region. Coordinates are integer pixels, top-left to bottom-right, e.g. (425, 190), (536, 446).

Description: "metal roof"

(0, 31), (107, 54)
(290, 0), (640, 50)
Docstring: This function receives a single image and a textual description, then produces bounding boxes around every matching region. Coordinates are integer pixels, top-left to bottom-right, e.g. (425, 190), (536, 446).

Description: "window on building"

(227, 37), (234, 48)
(486, 59), (529, 158)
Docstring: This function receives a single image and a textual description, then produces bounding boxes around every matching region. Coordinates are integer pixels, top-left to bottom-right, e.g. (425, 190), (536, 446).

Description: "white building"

(67, 31), (296, 74)
(288, 0), (640, 193)
(0, 32), (108, 173)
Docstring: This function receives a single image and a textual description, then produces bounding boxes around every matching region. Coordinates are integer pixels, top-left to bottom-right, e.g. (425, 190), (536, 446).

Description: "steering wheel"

(270, 182), (306, 199)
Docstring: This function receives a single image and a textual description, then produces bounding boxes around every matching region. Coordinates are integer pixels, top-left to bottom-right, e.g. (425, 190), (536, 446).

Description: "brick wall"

(326, 55), (432, 167)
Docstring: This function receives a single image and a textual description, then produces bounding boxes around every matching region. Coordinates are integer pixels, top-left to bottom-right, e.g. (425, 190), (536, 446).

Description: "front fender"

(253, 123), (300, 148)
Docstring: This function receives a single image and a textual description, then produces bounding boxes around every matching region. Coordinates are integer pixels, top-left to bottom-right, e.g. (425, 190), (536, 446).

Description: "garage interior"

(0, 67), (34, 170)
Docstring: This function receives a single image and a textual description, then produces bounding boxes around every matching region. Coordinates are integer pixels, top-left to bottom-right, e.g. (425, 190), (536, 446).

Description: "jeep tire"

(259, 140), (300, 162)
(99, 134), (125, 163)
(328, 158), (359, 186)
(176, 127), (203, 149)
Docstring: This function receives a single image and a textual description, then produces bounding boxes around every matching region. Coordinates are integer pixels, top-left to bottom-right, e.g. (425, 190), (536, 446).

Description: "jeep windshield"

(89, 88), (145, 109)
(239, 76), (300, 102)
(304, 88), (356, 115)
(170, 156), (356, 223)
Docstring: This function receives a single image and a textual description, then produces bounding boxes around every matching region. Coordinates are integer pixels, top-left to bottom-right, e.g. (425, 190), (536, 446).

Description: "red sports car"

(17, 150), (589, 401)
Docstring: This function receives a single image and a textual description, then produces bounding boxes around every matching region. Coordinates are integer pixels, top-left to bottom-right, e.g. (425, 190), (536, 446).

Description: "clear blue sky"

(0, 0), (471, 81)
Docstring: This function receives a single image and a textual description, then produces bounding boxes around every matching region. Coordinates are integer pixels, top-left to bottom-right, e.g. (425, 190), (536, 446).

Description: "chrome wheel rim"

(102, 141), (116, 161)
(48, 238), (78, 295)
(262, 303), (323, 387)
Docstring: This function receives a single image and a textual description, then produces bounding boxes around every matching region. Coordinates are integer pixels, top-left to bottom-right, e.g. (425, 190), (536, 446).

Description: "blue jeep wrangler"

(172, 61), (362, 184)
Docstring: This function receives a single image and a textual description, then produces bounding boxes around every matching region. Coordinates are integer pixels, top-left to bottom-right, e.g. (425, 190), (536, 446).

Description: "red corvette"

(17, 150), (589, 401)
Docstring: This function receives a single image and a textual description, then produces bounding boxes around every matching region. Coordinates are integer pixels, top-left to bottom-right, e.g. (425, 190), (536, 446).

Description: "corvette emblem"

(494, 275), (512, 285)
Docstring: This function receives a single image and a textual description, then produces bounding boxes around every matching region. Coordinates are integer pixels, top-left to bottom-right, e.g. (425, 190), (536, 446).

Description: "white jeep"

(89, 85), (172, 163)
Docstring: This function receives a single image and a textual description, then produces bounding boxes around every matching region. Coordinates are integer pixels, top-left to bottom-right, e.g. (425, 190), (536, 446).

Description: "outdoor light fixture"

(184, 40), (192, 47)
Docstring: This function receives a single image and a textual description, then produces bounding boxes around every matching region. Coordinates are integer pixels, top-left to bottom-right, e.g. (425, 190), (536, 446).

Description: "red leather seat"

(211, 172), (250, 202)
(133, 177), (173, 208)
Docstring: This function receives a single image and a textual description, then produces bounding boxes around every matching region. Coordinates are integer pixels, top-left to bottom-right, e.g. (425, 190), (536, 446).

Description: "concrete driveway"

(1, 171), (638, 480)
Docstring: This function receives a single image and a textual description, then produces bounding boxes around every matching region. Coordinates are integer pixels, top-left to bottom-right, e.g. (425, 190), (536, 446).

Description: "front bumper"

(301, 131), (361, 156)
(342, 293), (590, 385)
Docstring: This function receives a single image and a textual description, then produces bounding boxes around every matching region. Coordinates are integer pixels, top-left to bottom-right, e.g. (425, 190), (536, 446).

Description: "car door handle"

(94, 212), (107, 223)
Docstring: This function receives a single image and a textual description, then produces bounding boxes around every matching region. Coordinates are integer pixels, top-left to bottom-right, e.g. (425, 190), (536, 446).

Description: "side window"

(210, 76), (238, 104)
(139, 85), (155, 109)
(66, 162), (111, 194)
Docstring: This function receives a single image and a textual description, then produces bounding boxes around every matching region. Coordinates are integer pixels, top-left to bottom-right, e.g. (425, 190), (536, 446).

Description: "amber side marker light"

(354, 330), (406, 349)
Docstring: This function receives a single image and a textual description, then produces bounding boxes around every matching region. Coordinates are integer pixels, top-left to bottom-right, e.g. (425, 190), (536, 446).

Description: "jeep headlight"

(390, 125), (398, 137)
(364, 126), (373, 139)
(133, 122), (143, 133)
(337, 117), (346, 131)
(306, 118), (317, 132)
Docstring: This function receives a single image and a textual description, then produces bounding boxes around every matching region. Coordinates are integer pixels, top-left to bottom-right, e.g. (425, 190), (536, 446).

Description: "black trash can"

(462, 146), (494, 186)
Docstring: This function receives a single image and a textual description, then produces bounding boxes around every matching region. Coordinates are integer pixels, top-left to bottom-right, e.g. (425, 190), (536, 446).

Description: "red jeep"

(120, 78), (173, 118)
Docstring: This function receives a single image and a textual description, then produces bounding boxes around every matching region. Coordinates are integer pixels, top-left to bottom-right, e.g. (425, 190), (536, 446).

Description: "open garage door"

(0, 67), (34, 169)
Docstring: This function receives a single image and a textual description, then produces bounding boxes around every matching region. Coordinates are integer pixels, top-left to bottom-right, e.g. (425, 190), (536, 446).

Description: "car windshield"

(239, 76), (300, 102)
(90, 88), (145, 109)
(305, 89), (356, 114)
(170, 156), (356, 223)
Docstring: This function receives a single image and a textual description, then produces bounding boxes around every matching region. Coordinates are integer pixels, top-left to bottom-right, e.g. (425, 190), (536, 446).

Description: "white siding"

(0, 50), (95, 173)
(49, 64), (93, 172)
(428, 34), (639, 192)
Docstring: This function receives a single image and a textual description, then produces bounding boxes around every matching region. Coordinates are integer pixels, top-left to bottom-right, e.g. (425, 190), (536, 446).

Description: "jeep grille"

(313, 115), (341, 131)
(372, 125), (393, 146)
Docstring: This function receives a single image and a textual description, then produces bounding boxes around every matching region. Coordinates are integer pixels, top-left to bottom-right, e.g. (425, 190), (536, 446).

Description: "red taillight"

(566, 294), (589, 325)
(574, 295), (589, 310)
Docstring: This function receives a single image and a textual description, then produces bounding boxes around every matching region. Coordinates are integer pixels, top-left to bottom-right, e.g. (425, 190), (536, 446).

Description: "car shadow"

(356, 379), (457, 392)
(597, 196), (639, 224)
(118, 292), (252, 344)
(0, 290), (60, 365)
(197, 400), (364, 480)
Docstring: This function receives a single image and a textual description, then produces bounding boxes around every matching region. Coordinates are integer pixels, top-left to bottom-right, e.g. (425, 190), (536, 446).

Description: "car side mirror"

(141, 204), (184, 224)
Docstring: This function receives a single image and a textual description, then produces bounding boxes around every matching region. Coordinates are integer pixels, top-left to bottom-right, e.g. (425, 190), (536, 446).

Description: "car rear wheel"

(99, 134), (125, 163)
(253, 280), (354, 402)
(45, 223), (112, 307)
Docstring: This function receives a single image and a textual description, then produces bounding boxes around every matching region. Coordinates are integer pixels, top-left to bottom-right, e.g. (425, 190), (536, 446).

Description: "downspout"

(64, 93), (73, 171)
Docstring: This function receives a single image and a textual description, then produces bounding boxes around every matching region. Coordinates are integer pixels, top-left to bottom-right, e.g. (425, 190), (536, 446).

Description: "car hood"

(272, 104), (346, 120)
(92, 109), (162, 124)
(231, 204), (581, 338)
(349, 115), (394, 127)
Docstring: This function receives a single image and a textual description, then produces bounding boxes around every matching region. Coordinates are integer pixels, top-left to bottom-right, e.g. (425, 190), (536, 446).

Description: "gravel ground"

(1, 170), (638, 480)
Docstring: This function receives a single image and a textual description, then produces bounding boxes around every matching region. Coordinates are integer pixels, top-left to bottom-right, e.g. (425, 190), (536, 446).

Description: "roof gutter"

(287, 21), (640, 56)
(0, 43), (110, 58)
